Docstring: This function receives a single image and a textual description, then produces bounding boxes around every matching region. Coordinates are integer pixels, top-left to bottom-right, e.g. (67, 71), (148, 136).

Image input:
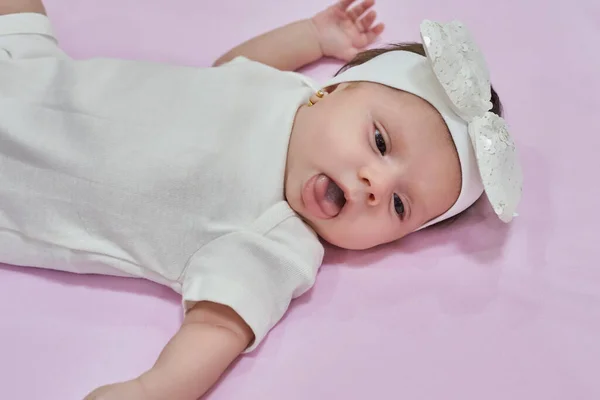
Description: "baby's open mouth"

(315, 174), (346, 217)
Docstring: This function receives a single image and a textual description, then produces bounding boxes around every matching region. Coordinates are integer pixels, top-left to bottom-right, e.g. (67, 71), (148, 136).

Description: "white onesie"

(0, 13), (324, 350)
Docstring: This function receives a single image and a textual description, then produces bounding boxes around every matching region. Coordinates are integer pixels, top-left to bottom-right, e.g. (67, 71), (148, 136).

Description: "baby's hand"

(84, 379), (147, 400)
(311, 0), (385, 61)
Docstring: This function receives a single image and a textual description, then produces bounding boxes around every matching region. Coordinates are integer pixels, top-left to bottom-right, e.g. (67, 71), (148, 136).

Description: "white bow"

(420, 20), (523, 222)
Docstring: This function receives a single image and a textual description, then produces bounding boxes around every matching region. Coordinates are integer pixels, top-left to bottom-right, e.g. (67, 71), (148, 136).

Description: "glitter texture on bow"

(420, 20), (523, 222)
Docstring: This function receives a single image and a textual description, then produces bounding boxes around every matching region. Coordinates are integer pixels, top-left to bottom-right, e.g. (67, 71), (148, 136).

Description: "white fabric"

(323, 51), (484, 228)
(0, 13), (324, 351)
(420, 20), (492, 121)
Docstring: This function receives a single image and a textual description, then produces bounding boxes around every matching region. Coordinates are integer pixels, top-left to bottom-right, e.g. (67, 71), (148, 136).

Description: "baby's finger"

(337, 0), (357, 11)
(348, 0), (375, 22)
(359, 10), (377, 32)
(365, 22), (385, 44)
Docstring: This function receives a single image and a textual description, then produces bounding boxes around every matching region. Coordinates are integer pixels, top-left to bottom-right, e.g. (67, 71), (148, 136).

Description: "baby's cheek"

(321, 126), (342, 150)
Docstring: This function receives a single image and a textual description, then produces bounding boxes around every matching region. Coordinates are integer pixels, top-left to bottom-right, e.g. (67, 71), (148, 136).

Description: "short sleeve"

(0, 13), (63, 60)
(182, 207), (324, 352)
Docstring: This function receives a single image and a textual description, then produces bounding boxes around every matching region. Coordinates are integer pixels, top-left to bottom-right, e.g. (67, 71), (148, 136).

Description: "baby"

(0, 0), (522, 398)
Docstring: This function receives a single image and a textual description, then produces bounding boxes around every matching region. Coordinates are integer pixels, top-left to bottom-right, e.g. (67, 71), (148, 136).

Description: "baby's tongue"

(314, 174), (344, 217)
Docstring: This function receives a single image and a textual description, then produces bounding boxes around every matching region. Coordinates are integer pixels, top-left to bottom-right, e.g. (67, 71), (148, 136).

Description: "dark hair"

(335, 43), (504, 227)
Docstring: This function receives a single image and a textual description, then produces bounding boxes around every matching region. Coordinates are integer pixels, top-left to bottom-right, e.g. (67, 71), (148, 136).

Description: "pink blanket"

(1, 0), (599, 398)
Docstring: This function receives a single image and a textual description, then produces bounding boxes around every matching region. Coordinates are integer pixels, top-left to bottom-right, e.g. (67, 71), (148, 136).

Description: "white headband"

(323, 20), (523, 228)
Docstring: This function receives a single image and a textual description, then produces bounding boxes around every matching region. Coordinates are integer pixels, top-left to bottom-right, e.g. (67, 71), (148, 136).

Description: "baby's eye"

(393, 194), (405, 217)
(375, 128), (386, 155)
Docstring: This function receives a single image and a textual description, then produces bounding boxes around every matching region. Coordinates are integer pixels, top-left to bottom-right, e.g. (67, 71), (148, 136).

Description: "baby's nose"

(358, 166), (389, 207)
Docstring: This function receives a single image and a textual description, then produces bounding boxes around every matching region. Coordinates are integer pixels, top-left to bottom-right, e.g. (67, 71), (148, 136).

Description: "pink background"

(1, 0), (599, 399)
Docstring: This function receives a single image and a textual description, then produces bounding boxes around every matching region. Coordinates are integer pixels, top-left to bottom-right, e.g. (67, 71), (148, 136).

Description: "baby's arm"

(214, 0), (384, 70)
(85, 301), (253, 400)
(213, 19), (322, 71)
(0, 0), (46, 15)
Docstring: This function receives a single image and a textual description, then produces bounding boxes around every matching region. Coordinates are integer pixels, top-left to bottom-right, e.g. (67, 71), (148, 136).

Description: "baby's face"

(285, 82), (461, 250)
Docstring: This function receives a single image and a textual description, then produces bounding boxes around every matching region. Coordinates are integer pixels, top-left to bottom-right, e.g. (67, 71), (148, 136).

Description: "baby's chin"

(310, 223), (382, 251)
